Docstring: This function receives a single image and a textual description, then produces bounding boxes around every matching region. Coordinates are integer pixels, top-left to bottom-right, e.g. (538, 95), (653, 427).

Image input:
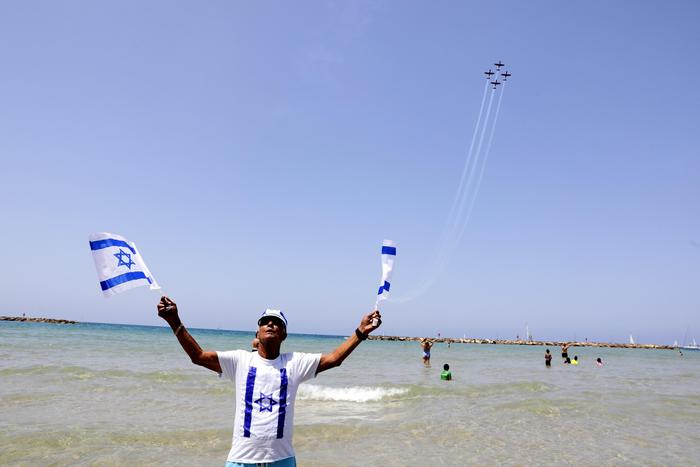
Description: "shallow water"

(2, 321), (699, 465)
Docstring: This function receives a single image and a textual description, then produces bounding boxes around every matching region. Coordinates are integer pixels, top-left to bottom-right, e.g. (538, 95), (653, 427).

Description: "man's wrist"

(355, 328), (368, 341)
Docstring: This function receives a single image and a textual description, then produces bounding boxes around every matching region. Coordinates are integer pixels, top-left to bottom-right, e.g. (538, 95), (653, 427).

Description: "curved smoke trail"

(394, 80), (495, 303)
(428, 86), (497, 288)
(393, 69), (508, 303)
(441, 79), (491, 239)
(454, 81), (506, 244)
(446, 85), (497, 244)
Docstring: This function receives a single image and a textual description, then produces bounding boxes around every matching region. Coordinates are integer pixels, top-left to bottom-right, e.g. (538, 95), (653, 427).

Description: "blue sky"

(1, 1), (698, 344)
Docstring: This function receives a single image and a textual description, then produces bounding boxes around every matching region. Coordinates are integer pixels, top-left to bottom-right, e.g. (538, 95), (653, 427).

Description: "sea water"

(1, 321), (699, 466)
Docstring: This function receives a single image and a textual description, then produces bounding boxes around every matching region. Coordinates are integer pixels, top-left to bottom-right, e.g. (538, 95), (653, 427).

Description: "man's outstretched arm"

(157, 296), (222, 374)
(316, 310), (382, 374)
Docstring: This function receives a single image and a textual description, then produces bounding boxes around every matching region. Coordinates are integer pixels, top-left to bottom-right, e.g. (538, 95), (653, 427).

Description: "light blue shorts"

(225, 456), (296, 467)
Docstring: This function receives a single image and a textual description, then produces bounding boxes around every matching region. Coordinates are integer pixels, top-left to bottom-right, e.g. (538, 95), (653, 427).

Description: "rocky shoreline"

(1, 316), (78, 324)
(0, 317), (676, 349)
(368, 335), (675, 350)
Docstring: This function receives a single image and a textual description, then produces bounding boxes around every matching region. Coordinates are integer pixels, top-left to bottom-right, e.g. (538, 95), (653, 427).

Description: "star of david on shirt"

(254, 392), (277, 412)
(114, 249), (135, 269)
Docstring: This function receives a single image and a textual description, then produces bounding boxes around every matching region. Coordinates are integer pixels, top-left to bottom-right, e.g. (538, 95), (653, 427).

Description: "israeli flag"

(375, 239), (396, 308)
(89, 232), (160, 297)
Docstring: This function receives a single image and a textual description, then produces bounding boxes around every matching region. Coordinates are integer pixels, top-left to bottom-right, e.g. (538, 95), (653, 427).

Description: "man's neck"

(258, 344), (281, 360)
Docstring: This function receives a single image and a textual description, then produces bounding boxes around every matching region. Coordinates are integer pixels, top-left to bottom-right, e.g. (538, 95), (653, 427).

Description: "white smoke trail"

(432, 84), (497, 275)
(441, 79), (491, 237)
(394, 73), (508, 303)
(453, 81), (506, 244)
(430, 82), (494, 280)
(446, 85), (497, 243)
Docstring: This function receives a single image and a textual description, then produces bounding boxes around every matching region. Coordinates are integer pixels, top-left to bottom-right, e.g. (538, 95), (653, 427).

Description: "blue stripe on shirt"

(243, 366), (257, 437)
(276, 368), (288, 439)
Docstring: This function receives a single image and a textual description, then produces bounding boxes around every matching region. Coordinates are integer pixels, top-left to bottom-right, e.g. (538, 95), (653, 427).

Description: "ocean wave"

(297, 384), (409, 402)
(0, 365), (194, 384)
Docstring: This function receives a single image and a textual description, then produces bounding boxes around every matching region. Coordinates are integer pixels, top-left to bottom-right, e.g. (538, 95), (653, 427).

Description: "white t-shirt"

(217, 350), (321, 464)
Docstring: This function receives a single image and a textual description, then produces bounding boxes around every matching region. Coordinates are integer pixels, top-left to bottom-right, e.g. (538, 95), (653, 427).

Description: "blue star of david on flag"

(254, 392), (277, 412)
(114, 249), (135, 269)
(89, 232), (160, 297)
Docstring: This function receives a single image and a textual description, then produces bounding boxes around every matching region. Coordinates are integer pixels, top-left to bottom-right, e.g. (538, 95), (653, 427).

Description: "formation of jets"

(484, 61), (511, 89)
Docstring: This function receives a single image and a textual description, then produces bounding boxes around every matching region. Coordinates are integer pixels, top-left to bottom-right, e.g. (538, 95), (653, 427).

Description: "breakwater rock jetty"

(367, 335), (675, 350)
(1, 316), (78, 324)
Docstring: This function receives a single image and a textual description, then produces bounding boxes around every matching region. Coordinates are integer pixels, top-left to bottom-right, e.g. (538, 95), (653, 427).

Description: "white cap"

(258, 309), (288, 328)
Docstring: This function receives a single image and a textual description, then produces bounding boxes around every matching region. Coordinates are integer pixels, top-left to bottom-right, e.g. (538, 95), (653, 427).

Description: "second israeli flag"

(375, 239), (396, 308)
(89, 232), (160, 297)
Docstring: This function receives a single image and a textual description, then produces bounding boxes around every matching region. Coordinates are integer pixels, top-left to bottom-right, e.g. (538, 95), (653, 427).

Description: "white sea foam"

(297, 384), (408, 402)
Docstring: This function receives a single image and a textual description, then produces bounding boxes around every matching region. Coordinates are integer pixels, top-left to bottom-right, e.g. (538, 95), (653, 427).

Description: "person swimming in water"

(596, 357), (603, 367)
(420, 338), (434, 366)
(251, 331), (260, 352)
(571, 355), (579, 365)
(545, 349), (552, 367)
(561, 342), (571, 361)
(441, 363), (452, 381)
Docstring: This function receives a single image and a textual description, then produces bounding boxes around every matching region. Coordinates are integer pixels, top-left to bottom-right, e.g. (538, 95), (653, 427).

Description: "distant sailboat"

(629, 335), (635, 345)
(682, 338), (700, 351)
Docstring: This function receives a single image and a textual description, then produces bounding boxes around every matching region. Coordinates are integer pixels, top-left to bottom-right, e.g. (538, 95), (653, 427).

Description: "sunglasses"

(258, 317), (285, 328)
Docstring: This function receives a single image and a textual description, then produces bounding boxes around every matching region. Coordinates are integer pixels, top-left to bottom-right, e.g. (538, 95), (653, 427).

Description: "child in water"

(596, 357), (603, 367)
(441, 363), (452, 381)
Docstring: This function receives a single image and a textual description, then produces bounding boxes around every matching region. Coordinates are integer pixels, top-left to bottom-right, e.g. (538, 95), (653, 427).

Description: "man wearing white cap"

(157, 296), (382, 467)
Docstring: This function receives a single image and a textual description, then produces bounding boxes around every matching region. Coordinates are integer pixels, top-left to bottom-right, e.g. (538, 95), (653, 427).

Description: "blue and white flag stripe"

(375, 239), (396, 308)
(381, 245), (397, 256)
(100, 271), (153, 291)
(89, 238), (136, 254)
(89, 232), (160, 297)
